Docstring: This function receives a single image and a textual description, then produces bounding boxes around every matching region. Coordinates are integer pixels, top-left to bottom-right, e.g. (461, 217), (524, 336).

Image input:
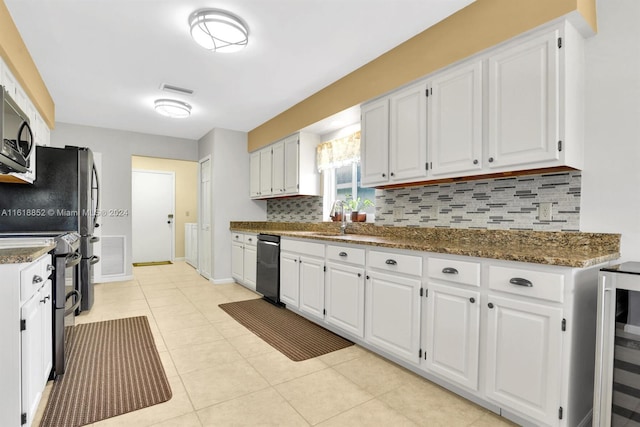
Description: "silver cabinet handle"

(247, 238), (253, 242)
(509, 277), (533, 287)
(47, 264), (55, 271)
(339, 252), (348, 257)
(442, 267), (459, 275)
(40, 295), (50, 304)
(385, 259), (397, 265)
(32, 275), (43, 284)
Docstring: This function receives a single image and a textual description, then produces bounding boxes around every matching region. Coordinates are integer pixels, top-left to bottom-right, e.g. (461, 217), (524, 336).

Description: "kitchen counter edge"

(0, 244), (55, 264)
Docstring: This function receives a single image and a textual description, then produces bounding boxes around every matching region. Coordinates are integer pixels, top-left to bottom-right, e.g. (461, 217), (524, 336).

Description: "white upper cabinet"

(429, 60), (483, 177)
(249, 151), (261, 198)
(250, 132), (320, 199)
(389, 81), (428, 183)
(360, 98), (390, 186)
(271, 140), (285, 195)
(487, 29), (560, 169)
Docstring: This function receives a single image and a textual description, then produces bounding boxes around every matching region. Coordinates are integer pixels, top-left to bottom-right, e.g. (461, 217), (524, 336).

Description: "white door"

(280, 252), (299, 308)
(389, 81), (428, 182)
(325, 262), (365, 338)
(429, 61), (483, 177)
(231, 241), (244, 282)
(249, 151), (261, 198)
(425, 283), (480, 390)
(361, 98), (389, 186)
(259, 147), (272, 197)
(365, 271), (421, 364)
(485, 294), (563, 426)
(132, 170), (175, 263)
(243, 245), (257, 291)
(199, 157), (212, 279)
(271, 141), (285, 195)
(298, 256), (325, 320)
(283, 135), (300, 194)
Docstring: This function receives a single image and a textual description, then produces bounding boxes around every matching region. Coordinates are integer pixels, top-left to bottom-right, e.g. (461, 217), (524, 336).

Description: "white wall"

(51, 122), (199, 277)
(198, 128), (267, 283)
(580, 0), (640, 262)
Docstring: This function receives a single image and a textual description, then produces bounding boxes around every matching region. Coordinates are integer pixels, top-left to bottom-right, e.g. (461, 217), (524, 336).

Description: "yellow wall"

(0, 0), (55, 128)
(131, 156), (198, 259)
(248, 0), (597, 152)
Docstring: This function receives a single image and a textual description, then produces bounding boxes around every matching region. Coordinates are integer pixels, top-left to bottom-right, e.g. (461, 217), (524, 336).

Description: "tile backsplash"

(267, 171), (581, 231)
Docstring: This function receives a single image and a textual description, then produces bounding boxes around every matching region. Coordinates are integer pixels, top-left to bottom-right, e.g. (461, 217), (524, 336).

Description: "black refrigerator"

(0, 145), (100, 311)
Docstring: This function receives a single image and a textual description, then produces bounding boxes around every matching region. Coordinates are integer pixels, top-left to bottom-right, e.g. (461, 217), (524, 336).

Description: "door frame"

(131, 168), (176, 263)
(198, 155), (212, 279)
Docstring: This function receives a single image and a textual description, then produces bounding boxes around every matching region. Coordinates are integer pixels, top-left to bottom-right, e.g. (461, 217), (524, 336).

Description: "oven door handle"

(64, 289), (82, 317)
(90, 255), (100, 265)
(65, 252), (82, 268)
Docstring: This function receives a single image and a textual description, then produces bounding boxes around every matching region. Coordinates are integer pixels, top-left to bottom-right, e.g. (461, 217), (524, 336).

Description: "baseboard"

(173, 257), (185, 262)
(95, 274), (134, 283)
(212, 277), (235, 285)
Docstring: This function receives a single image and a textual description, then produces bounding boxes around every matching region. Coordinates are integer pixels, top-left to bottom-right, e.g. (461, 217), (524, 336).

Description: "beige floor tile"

(378, 377), (486, 426)
(158, 350), (179, 378)
(198, 306), (234, 323)
(274, 368), (373, 425)
(155, 311), (210, 333)
(181, 360), (270, 410)
(150, 412), (202, 427)
(214, 318), (253, 338)
(95, 286), (146, 302)
(151, 301), (200, 318)
(226, 331), (279, 358)
(197, 388), (309, 427)
(169, 340), (243, 374)
(142, 288), (187, 300)
(141, 282), (178, 291)
(333, 352), (415, 396)
(246, 349), (327, 385)
(160, 324), (225, 350)
(92, 375), (194, 427)
(317, 398), (417, 427)
(470, 411), (519, 426)
(317, 344), (369, 366)
(147, 294), (193, 309)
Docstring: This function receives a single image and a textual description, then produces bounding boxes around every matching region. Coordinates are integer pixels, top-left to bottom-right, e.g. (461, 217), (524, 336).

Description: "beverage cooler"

(594, 262), (640, 426)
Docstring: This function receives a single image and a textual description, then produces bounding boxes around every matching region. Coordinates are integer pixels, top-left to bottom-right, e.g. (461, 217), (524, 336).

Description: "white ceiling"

(5, 0), (474, 141)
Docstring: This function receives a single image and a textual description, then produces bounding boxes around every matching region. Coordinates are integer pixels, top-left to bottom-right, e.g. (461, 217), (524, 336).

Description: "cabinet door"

(243, 245), (257, 291)
(41, 280), (52, 385)
(231, 241), (244, 282)
(283, 135), (300, 194)
(361, 98), (389, 186)
(365, 271), (421, 364)
(259, 147), (272, 197)
(280, 252), (299, 308)
(325, 262), (365, 338)
(389, 82), (428, 182)
(272, 141), (285, 195)
(485, 294), (563, 426)
(488, 29), (560, 169)
(298, 256), (325, 320)
(429, 61), (483, 177)
(21, 290), (43, 427)
(424, 283), (480, 390)
(249, 151), (261, 198)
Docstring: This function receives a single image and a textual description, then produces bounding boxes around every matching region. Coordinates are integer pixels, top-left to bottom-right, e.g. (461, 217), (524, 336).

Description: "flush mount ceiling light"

(189, 9), (249, 53)
(154, 99), (192, 118)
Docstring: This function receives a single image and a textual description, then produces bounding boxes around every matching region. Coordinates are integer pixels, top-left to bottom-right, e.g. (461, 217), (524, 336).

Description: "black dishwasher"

(256, 234), (282, 306)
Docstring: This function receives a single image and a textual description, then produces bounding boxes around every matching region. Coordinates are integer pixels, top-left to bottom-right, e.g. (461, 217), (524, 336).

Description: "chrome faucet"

(339, 201), (348, 235)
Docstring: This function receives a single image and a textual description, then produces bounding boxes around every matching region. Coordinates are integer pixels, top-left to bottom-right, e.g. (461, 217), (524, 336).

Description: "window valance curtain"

(316, 131), (361, 172)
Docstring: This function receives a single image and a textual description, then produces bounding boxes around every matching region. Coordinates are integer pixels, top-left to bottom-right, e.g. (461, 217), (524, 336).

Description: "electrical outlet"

(539, 202), (553, 221)
(393, 208), (404, 220)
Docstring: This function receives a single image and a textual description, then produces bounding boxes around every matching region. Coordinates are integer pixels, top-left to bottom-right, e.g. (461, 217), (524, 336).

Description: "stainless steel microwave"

(0, 85), (33, 174)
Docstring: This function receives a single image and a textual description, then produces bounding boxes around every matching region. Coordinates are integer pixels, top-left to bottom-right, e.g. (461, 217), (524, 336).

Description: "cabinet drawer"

(281, 239), (325, 258)
(231, 232), (244, 243)
(368, 250), (422, 277)
(244, 233), (258, 247)
(20, 254), (51, 302)
(488, 265), (564, 303)
(428, 257), (480, 287)
(326, 245), (365, 265)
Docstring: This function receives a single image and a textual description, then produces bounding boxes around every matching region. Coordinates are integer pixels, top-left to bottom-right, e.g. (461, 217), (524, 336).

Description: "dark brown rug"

(219, 298), (353, 361)
(40, 316), (172, 427)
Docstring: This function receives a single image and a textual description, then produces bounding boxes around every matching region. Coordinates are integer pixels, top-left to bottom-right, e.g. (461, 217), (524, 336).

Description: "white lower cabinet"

(280, 239), (325, 318)
(325, 261), (365, 338)
(485, 294), (563, 426)
(298, 255), (325, 321)
(423, 283), (480, 391)
(365, 270), (421, 364)
(279, 252), (300, 308)
(230, 232), (257, 291)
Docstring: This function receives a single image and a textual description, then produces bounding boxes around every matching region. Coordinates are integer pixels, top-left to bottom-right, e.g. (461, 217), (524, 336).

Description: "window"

(323, 162), (375, 221)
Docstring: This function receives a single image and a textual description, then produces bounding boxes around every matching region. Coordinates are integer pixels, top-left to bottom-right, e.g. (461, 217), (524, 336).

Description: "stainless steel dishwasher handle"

(260, 241), (279, 247)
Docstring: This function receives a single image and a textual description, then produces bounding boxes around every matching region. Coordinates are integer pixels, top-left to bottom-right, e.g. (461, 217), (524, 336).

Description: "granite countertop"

(230, 221), (621, 268)
(0, 244), (55, 264)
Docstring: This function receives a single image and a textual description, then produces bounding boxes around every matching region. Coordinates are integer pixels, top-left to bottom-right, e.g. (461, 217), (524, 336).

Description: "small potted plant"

(345, 195), (374, 222)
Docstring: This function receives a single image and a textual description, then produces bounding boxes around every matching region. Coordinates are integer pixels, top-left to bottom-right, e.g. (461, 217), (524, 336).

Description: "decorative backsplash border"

(266, 171), (581, 231)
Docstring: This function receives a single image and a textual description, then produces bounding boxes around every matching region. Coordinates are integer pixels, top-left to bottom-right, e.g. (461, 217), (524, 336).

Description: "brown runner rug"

(219, 298), (353, 361)
(40, 316), (172, 427)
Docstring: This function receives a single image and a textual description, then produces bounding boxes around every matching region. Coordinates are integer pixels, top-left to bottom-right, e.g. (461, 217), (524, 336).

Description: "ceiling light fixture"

(189, 9), (249, 53)
(154, 99), (192, 118)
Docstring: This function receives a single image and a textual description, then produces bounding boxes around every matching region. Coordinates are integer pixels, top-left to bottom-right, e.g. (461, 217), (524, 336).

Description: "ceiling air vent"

(160, 83), (194, 96)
